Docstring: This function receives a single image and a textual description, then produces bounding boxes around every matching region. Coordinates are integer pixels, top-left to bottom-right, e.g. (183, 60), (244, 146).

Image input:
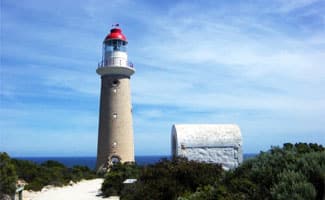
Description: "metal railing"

(98, 59), (134, 68)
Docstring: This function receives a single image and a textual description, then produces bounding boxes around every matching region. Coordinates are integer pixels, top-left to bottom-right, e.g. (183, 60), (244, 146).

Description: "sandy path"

(23, 178), (118, 200)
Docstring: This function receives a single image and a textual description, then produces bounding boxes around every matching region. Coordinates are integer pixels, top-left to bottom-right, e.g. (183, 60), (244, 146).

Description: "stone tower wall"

(96, 74), (134, 170)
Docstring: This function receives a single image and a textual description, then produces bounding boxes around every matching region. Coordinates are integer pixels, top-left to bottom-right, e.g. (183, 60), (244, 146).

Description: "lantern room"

(97, 24), (135, 77)
(100, 24), (128, 68)
(103, 24), (128, 53)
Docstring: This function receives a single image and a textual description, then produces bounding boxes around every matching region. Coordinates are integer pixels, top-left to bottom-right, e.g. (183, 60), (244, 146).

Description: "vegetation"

(2, 142), (324, 199)
(0, 152), (97, 192)
(101, 162), (140, 197)
(181, 143), (325, 200)
(14, 159), (97, 191)
(101, 157), (223, 199)
(101, 143), (325, 200)
(0, 152), (18, 197)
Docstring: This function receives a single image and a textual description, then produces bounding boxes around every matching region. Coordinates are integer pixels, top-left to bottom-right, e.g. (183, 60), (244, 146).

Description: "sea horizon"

(12, 153), (258, 157)
(13, 154), (257, 170)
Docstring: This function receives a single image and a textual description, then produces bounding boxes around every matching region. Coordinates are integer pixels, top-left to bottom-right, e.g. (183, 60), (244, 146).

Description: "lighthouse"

(96, 25), (135, 171)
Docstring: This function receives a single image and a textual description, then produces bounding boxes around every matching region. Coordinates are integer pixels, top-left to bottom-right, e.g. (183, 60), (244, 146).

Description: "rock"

(107, 196), (120, 200)
(0, 194), (11, 200)
(17, 179), (27, 187)
(171, 124), (243, 170)
(41, 185), (55, 192)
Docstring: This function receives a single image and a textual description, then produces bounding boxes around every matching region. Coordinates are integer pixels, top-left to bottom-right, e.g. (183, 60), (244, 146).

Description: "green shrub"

(271, 170), (316, 200)
(11, 159), (39, 183)
(178, 185), (218, 200)
(0, 152), (17, 196)
(101, 163), (140, 197)
(297, 151), (325, 200)
(119, 157), (223, 200)
(69, 165), (96, 182)
(224, 143), (325, 200)
(179, 143), (325, 200)
(11, 158), (97, 191)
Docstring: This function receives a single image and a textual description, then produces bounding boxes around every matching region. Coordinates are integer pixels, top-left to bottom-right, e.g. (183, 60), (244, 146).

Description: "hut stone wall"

(171, 124), (243, 170)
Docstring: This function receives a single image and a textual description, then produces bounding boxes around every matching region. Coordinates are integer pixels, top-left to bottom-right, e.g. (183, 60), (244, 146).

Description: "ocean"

(15, 154), (257, 170)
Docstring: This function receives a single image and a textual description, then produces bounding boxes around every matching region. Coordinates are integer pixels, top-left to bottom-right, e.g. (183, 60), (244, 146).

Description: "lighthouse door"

(111, 156), (121, 165)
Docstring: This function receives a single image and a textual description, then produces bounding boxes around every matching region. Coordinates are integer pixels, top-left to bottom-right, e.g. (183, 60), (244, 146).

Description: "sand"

(23, 178), (119, 200)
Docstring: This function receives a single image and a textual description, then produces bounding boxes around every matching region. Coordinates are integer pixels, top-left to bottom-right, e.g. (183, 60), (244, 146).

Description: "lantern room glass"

(101, 39), (128, 67)
(104, 39), (127, 54)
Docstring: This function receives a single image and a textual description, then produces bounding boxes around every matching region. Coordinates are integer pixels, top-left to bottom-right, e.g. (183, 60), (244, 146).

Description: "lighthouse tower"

(96, 25), (135, 171)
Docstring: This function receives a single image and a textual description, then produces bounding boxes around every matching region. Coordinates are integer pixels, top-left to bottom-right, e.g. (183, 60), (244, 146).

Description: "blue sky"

(1, 0), (324, 156)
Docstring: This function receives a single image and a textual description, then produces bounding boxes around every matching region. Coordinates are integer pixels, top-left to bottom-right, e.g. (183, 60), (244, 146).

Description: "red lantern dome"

(104, 24), (127, 43)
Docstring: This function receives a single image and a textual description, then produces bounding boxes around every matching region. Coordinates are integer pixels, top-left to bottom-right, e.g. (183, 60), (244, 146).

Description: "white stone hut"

(171, 124), (243, 170)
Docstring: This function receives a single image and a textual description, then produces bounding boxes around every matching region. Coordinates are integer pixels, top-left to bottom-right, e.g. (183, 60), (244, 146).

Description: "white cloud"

(274, 0), (320, 13)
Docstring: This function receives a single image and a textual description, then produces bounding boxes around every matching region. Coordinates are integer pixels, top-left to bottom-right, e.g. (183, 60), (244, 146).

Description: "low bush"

(270, 170), (316, 200)
(0, 152), (17, 196)
(101, 143), (324, 200)
(2, 154), (97, 191)
(101, 157), (223, 200)
(181, 143), (325, 200)
(101, 163), (140, 197)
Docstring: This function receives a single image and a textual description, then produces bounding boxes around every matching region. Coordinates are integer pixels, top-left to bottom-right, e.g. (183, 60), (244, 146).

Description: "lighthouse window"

(112, 79), (120, 87)
(113, 142), (117, 148)
(106, 40), (126, 52)
(113, 113), (117, 119)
